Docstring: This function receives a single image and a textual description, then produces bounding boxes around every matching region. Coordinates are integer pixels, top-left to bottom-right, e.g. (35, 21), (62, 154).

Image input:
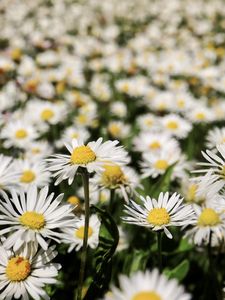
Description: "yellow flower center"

(149, 141), (161, 150)
(108, 124), (121, 136)
(132, 291), (161, 300)
(15, 129), (28, 139)
(67, 196), (80, 206)
(71, 145), (96, 165)
(187, 184), (197, 202)
(166, 120), (178, 130)
(101, 164), (126, 188)
(77, 114), (87, 124)
(6, 257), (31, 282)
(147, 208), (170, 226)
(76, 226), (93, 239)
(177, 99), (185, 108)
(31, 147), (41, 154)
(195, 112), (205, 120)
(198, 208), (220, 226)
(72, 133), (79, 139)
(41, 108), (55, 121)
(144, 119), (153, 127)
(20, 211), (45, 230)
(154, 159), (168, 170)
(20, 170), (36, 183)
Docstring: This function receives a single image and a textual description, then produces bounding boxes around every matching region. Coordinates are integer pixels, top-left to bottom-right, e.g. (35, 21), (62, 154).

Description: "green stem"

(77, 169), (90, 300)
(109, 189), (115, 214)
(157, 231), (162, 272)
(207, 231), (222, 300)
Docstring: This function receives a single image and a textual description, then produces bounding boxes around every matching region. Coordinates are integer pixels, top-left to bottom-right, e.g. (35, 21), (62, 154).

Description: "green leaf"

(176, 238), (194, 253)
(164, 259), (190, 282)
(84, 205), (119, 300)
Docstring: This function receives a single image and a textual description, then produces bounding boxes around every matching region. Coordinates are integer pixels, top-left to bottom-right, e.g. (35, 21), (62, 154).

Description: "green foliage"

(84, 206), (119, 299)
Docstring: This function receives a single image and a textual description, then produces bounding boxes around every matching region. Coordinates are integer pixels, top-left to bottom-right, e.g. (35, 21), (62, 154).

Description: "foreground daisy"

(0, 243), (60, 300)
(102, 269), (191, 300)
(123, 192), (194, 238)
(62, 214), (101, 252)
(47, 138), (129, 185)
(0, 185), (76, 251)
(185, 203), (225, 246)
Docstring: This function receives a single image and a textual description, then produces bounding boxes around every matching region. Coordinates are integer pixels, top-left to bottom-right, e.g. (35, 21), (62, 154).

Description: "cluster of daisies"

(0, 0), (225, 299)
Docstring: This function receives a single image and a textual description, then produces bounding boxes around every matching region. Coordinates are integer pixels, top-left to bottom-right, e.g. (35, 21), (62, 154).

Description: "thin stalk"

(76, 169), (90, 300)
(109, 189), (115, 214)
(157, 231), (162, 272)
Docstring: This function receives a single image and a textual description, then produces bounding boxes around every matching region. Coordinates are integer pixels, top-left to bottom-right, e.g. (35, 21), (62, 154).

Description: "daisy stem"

(157, 231), (162, 272)
(77, 169), (90, 300)
(109, 189), (115, 214)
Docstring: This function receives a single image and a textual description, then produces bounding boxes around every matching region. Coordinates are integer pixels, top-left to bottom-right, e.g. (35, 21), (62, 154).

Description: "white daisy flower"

(0, 120), (38, 149)
(140, 148), (181, 178)
(24, 141), (53, 161)
(0, 155), (20, 191)
(56, 126), (90, 149)
(194, 144), (225, 192)
(14, 159), (51, 191)
(0, 185), (76, 251)
(137, 113), (159, 131)
(123, 192), (194, 239)
(205, 127), (225, 149)
(186, 105), (214, 123)
(107, 121), (131, 140)
(133, 132), (179, 154)
(102, 269), (191, 300)
(62, 214), (101, 252)
(160, 114), (192, 139)
(47, 138), (129, 185)
(91, 163), (141, 203)
(26, 100), (67, 126)
(0, 242), (61, 300)
(185, 203), (225, 246)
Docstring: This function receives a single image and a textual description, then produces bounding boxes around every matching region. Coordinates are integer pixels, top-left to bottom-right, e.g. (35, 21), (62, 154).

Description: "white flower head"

(103, 269), (191, 300)
(185, 202), (225, 246)
(0, 242), (61, 300)
(123, 192), (195, 239)
(62, 214), (101, 252)
(0, 185), (76, 251)
(47, 138), (129, 185)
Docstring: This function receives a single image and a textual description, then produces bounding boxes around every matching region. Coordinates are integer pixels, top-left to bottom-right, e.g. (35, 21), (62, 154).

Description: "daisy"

(133, 132), (179, 154)
(102, 269), (191, 300)
(0, 185), (76, 251)
(91, 163), (141, 203)
(123, 192), (194, 239)
(0, 242), (61, 300)
(14, 159), (51, 191)
(0, 155), (20, 191)
(160, 114), (192, 139)
(62, 214), (101, 252)
(137, 113), (159, 131)
(107, 121), (131, 140)
(0, 120), (38, 149)
(185, 202), (225, 246)
(56, 126), (90, 149)
(27, 100), (67, 125)
(24, 141), (53, 161)
(140, 148), (181, 178)
(205, 127), (225, 149)
(47, 138), (129, 185)
(194, 144), (225, 192)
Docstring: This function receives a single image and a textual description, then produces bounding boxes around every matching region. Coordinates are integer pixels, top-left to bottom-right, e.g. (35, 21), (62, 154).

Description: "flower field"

(0, 0), (225, 299)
